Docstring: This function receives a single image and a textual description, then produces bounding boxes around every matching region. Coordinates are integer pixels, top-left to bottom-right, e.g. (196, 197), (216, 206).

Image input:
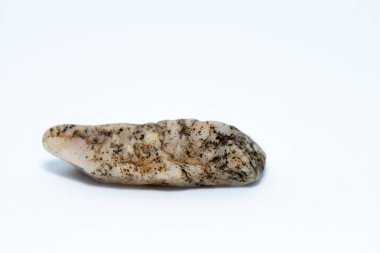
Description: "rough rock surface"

(43, 119), (266, 186)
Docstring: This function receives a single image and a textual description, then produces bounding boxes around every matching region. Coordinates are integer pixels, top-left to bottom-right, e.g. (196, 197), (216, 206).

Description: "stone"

(43, 119), (266, 186)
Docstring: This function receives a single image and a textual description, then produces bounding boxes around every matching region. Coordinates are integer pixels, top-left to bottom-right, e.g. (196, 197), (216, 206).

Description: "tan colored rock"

(43, 119), (265, 186)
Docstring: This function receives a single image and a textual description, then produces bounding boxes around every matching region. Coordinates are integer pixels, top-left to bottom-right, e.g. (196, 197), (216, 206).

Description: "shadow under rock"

(42, 159), (101, 186)
(42, 159), (266, 191)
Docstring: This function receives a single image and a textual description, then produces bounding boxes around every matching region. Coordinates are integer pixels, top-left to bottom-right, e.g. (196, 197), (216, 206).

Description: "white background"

(1, 0), (379, 252)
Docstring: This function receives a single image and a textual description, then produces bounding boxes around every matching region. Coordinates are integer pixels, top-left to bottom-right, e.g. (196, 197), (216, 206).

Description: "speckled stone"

(43, 119), (266, 186)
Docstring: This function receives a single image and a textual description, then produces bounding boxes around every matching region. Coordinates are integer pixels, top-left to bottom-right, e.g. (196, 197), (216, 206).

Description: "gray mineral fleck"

(43, 119), (266, 186)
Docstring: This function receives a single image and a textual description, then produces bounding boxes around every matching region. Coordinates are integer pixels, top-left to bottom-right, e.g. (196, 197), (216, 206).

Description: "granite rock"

(43, 119), (266, 186)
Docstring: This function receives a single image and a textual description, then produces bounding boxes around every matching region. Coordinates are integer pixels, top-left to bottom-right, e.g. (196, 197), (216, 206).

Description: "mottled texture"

(43, 119), (266, 186)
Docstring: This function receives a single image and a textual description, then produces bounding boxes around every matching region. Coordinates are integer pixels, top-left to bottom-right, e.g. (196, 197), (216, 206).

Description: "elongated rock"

(43, 119), (266, 186)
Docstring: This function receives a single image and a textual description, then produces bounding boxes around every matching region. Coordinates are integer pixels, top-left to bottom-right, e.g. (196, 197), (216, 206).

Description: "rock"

(43, 119), (266, 186)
